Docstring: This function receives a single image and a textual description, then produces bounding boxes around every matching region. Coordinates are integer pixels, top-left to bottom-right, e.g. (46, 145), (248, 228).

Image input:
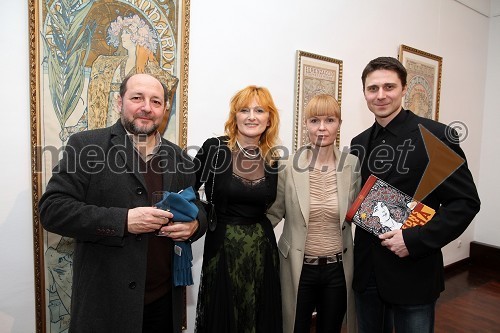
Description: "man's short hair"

(119, 73), (169, 106)
(361, 57), (407, 90)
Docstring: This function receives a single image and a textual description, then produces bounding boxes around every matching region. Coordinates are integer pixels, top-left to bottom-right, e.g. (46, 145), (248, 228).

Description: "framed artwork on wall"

(28, 0), (191, 332)
(293, 50), (343, 151)
(398, 44), (443, 121)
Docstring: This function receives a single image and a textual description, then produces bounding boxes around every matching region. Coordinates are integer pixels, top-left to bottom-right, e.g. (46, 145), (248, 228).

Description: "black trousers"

(294, 262), (347, 333)
(143, 292), (173, 333)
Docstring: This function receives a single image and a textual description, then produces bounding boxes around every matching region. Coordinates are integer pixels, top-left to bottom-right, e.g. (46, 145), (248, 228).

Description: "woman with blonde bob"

(268, 94), (361, 333)
(194, 85), (282, 332)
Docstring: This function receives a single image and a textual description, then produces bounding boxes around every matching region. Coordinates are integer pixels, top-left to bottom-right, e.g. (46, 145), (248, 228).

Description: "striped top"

(304, 167), (342, 256)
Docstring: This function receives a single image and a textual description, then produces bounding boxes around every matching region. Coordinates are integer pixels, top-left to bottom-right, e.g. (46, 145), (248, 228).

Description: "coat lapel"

(291, 147), (311, 224)
(110, 122), (147, 190)
(158, 139), (175, 191)
(291, 145), (356, 225)
(334, 146), (350, 221)
(357, 128), (373, 181)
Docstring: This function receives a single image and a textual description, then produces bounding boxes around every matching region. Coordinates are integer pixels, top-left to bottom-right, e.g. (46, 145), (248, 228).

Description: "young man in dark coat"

(350, 57), (480, 333)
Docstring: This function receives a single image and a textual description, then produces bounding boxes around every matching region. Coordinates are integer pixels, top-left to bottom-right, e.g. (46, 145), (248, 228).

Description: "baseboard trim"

(444, 257), (471, 273)
(470, 241), (500, 270)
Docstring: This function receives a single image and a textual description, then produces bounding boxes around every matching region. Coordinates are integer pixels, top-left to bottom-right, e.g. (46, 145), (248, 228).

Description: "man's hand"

(158, 220), (199, 242)
(127, 207), (173, 234)
(379, 229), (409, 258)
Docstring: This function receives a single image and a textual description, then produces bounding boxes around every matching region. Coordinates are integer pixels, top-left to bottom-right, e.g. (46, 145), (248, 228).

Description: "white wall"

(0, 0), (496, 332)
(476, 2), (500, 246)
(0, 1), (36, 333)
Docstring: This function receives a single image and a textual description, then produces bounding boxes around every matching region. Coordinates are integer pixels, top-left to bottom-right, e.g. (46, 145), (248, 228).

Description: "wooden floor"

(316, 260), (500, 332)
(435, 261), (500, 333)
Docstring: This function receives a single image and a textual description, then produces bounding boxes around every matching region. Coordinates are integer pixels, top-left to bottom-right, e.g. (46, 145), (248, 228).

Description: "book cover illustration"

(346, 175), (435, 236)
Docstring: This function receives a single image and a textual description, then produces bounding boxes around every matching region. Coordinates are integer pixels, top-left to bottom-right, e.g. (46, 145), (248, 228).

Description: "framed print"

(28, 0), (191, 331)
(399, 44), (443, 121)
(294, 50), (342, 151)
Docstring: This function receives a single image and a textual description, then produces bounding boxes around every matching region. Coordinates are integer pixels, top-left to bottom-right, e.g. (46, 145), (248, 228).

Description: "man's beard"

(122, 118), (159, 136)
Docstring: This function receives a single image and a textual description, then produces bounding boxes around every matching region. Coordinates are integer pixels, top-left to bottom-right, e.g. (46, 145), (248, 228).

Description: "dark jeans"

(143, 292), (173, 333)
(294, 262), (346, 333)
(355, 272), (435, 333)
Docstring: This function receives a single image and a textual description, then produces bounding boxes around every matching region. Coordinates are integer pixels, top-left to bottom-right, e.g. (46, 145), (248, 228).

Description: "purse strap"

(208, 137), (221, 204)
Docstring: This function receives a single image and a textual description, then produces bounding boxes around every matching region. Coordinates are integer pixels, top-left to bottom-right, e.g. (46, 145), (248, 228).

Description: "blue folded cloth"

(155, 186), (199, 286)
(155, 187), (199, 222)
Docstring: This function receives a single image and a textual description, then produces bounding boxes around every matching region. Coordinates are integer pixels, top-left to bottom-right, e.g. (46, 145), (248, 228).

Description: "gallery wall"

(476, 1), (500, 247)
(0, 0), (498, 332)
(0, 1), (35, 333)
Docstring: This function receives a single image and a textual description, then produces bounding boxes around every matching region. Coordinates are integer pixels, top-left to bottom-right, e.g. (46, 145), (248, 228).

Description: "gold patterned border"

(180, 0), (190, 148)
(28, 1), (45, 332)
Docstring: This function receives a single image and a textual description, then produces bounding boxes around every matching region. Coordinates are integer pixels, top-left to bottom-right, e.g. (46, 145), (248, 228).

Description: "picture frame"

(398, 44), (443, 121)
(293, 50), (343, 151)
(28, 0), (191, 332)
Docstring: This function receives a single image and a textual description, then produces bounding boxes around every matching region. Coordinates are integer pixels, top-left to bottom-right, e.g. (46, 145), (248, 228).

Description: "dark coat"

(39, 121), (207, 333)
(350, 110), (480, 304)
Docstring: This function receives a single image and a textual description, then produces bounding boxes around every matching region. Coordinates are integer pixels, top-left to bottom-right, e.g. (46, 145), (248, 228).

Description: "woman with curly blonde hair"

(194, 85), (282, 333)
(223, 85), (280, 164)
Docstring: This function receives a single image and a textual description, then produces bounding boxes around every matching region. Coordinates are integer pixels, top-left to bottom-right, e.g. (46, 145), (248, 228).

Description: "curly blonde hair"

(224, 85), (280, 165)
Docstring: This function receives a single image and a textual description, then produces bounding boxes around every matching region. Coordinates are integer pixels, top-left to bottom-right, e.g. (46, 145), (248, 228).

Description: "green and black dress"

(194, 137), (282, 333)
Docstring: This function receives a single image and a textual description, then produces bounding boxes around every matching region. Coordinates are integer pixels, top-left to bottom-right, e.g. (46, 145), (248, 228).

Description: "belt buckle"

(318, 256), (327, 265)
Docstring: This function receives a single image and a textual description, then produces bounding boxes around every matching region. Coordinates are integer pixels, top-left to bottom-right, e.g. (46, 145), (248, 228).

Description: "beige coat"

(267, 146), (361, 333)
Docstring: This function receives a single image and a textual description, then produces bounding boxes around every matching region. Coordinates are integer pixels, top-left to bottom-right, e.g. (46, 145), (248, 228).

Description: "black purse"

(201, 138), (220, 232)
(202, 201), (217, 232)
